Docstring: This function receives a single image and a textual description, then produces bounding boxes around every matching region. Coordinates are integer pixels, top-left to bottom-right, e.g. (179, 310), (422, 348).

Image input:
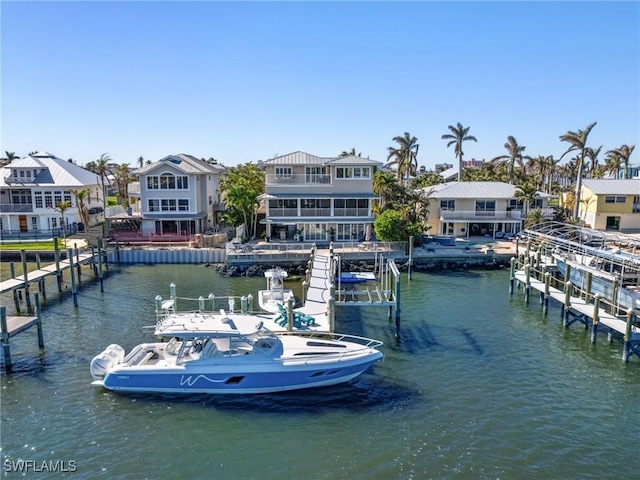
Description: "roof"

(0, 152), (100, 187)
(582, 179), (640, 195)
(263, 151), (382, 167)
(425, 181), (554, 199)
(134, 154), (225, 175)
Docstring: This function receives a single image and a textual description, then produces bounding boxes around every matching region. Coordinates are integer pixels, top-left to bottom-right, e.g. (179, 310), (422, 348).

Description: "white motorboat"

(90, 310), (383, 394)
(258, 267), (295, 313)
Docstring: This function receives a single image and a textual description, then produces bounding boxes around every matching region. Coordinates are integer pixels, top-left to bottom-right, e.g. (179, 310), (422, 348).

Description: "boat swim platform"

(512, 269), (640, 362)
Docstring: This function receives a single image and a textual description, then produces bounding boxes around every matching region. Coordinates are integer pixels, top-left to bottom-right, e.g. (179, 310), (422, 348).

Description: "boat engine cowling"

(90, 344), (125, 380)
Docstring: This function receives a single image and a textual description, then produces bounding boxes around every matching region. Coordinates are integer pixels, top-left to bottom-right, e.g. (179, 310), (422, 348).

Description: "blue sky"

(1, 1), (638, 169)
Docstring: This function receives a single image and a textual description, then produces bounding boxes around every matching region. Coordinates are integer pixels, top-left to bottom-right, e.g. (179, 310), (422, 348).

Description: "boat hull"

(94, 352), (383, 394)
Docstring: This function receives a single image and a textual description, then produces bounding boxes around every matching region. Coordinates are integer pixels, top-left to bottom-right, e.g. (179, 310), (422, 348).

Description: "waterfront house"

(125, 154), (225, 237)
(0, 151), (103, 238)
(261, 152), (381, 243)
(578, 179), (640, 232)
(424, 181), (554, 238)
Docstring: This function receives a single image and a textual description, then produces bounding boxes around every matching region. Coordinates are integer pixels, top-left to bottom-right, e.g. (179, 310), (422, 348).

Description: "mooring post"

(115, 236), (121, 264)
(54, 237), (63, 292)
(20, 249), (31, 308)
(36, 253), (43, 295)
(34, 293), (44, 348)
(564, 263), (571, 284)
(590, 294), (600, 342)
(199, 296), (205, 312)
(1, 306), (12, 371)
(328, 295), (335, 333)
(535, 250), (542, 280)
(74, 244), (81, 280)
(286, 298), (294, 332)
(155, 295), (163, 323)
(622, 309), (634, 362)
(563, 281), (572, 326)
(68, 248), (78, 307)
(524, 263), (531, 304)
(208, 293), (215, 312)
(97, 240), (104, 293)
(302, 281), (308, 304)
(102, 238), (109, 270)
(9, 263), (20, 312)
(543, 272), (551, 315)
(395, 271), (401, 340)
(611, 278), (619, 316)
(408, 235), (413, 281)
(509, 257), (516, 294)
(585, 271), (593, 304)
(91, 245), (97, 275)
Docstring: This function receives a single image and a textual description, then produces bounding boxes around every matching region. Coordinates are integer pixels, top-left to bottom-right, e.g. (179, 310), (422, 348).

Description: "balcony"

(440, 210), (523, 221)
(0, 203), (34, 213)
(268, 208), (298, 217)
(4, 175), (35, 184)
(265, 174), (332, 186)
(333, 208), (369, 217)
(300, 208), (332, 217)
(128, 182), (141, 196)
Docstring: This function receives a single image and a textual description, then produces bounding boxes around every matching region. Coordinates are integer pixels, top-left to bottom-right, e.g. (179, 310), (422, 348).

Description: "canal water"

(1, 264), (638, 479)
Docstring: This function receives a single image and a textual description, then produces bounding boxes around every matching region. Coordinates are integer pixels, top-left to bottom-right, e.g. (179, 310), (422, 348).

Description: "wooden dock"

(0, 295), (44, 371)
(511, 259), (640, 362)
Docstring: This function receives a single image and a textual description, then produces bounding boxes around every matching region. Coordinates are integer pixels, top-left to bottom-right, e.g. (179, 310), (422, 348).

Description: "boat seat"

(200, 340), (218, 359)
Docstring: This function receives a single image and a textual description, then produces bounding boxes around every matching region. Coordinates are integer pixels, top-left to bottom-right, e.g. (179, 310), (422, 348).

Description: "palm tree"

(115, 164), (131, 206)
(559, 121), (597, 219)
(442, 122), (477, 182)
(584, 145), (602, 178)
(491, 136), (529, 184)
(606, 144), (635, 179)
(137, 156), (144, 169)
(603, 150), (623, 178)
(386, 133), (419, 184)
(524, 208), (545, 228)
(372, 170), (397, 212)
(72, 189), (91, 240)
(53, 200), (72, 241)
(339, 148), (361, 157)
(95, 153), (112, 209)
(514, 182), (538, 217)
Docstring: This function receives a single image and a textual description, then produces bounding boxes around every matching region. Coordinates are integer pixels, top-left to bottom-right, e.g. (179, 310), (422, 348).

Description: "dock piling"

(20, 249), (31, 308)
(590, 294), (600, 342)
(1, 306), (11, 371)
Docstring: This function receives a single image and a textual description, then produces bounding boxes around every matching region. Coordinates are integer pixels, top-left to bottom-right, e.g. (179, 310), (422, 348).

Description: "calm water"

(1, 264), (639, 479)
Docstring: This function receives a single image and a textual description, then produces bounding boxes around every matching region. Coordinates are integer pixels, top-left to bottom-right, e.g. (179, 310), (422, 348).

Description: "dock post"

(543, 272), (551, 315)
(590, 294), (600, 342)
(21, 249), (31, 308)
(247, 294), (253, 312)
(408, 235), (413, 281)
(9, 263), (20, 312)
(395, 271), (401, 340)
(611, 278), (619, 316)
(208, 293), (215, 311)
(524, 263), (531, 304)
(240, 296), (247, 313)
(328, 295), (335, 333)
(622, 309), (634, 362)
(535, 250), (542, 280)
(35, 293), (44, 348)
(563, 281), (572, 326)
(509, 257), (515, 294)
(54, 237), (63, 292)
(36, 253), (43, 296)
(91, 245), (98, 275)
(585, 272), (592, 304)
(286, 298), (294, 332)
(1, 306), (12, 371)
(75, 244), (81, 280)
(302, 281), (308, 304)
(68, 248), (78, 307)
(155, 295), (163, 323)
(199, 296), (205, 312)
(115, 236), (121, 264)
(97, 240), (104, 293)
(564, 263), (571, 284)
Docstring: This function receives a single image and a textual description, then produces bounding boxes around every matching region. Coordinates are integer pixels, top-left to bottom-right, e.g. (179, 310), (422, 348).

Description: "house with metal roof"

(579, 179), (640, 231)
(125, 154), (226, 237)
(261, 151), (382, 243)
(0, 151), (103, 237)
(423, 181), (555, 238)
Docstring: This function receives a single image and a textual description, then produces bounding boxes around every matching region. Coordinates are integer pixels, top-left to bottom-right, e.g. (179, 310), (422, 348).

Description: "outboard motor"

(90, 344), (125, 380)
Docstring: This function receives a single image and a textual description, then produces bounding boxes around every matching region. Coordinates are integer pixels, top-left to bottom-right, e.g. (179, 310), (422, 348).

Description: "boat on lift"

(258, 267), (296, 313)
(90, 310), (384, 394)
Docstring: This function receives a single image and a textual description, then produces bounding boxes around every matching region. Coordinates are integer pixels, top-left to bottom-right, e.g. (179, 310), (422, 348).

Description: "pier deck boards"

(2, 315), (40, 338)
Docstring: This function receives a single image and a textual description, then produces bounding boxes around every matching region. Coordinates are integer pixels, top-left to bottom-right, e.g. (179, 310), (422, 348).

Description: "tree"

(559, 121), (597, 219)
(339, 148), (361, 157)
(514, 182), (538, 217)
(374, 209), (407, 241)
(524, 208), (545, 228)
(53, 200), (72, 241)
(606, 144), (635, 179)
(442, 122), (477, 182)
(93, 153), (113, 209)
(372, 170), (397, 213)
(603, 150), (623, 178)
(137, 156), (144, 169)
(72, 189), (91, 240)
(219, 163), (265, 239)
(585, 145), (602, 178)
(491, 136), (528, 184)
(115, 164), (131, 206)
(0, 151), (18, 167)
(386, 132), (419, 184)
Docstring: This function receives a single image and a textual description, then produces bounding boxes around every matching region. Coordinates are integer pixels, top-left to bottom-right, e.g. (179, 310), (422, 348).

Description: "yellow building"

(579, 179), (640, 231)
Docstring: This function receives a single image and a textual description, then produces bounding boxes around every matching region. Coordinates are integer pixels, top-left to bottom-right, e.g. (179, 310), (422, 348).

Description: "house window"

(35, 192), (43, 208)
(19, 171), (24, 178)
(605, 196), (626, 203)
(209, 195), (212, 205)
(176, 176), (188, 189)
(275, 167), (292, 178)
(475, 200), (496, 216)
(178, 199), (189, 211)
(336, 167), (370, 179)
(147, 177), (159, 189)
(64, 191), (72, 203)
(44, 191), (53, 208)
(26, 171), (31, 178)
(440, 200), (455, 211)
(633, 196), (640, 213)
(161, 199), (177, 211)
(509, 199), (524, 210)
(304, 223), (327, 241)
(306, 167), (327, 183)
(31, 217), (37, 230)
(148, 199), (160, 212)
(160, 173), (176, 189)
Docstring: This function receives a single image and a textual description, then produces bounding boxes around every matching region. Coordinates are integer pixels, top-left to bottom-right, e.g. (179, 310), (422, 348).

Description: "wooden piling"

(622, 309), (634, 362)
(54, 237), (63, 292)
(35, 293), (44, 348)
(509, 257), (516, 294)
(97, 240), (104, 293)
(590, 294), (600, 343)
(1, 306), (11, 370)
(286, 298), (293, 332)
(543, 272), (551, 315)
(75, 245), (81, 280)
(20, 249), (31, 308)
(563, 281), (572, 326)
(585, 272), (592, 304)
(524, 263), (531, 304)
(68, 248), (78, 307)
(9, 263), (19, 312)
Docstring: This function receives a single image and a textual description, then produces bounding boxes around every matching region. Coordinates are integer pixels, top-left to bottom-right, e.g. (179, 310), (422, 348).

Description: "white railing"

(128, 182), (140, 195)
(440, 210), (523, 220)
(265, 174), (332, 186)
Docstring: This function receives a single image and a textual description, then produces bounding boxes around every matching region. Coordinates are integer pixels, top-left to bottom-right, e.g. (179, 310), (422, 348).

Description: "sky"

(1, 1), (639, 170)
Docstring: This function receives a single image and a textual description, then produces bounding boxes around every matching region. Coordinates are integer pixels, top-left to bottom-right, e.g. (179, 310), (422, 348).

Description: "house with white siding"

(0, 151), (102, 237)
(261, 152), (381, 242)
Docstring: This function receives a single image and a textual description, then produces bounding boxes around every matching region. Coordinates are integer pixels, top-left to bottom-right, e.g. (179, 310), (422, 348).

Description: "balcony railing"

(333, 208), (369, 217)
(265, 174), (332, 186)
(440, 210), (523, 220)
(3, 176), (36, 184)
(300, 208), (332, 217)
(268, 208), (299, 217)
(0, 203), (34, 213)
(128, 182), (141, 195)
